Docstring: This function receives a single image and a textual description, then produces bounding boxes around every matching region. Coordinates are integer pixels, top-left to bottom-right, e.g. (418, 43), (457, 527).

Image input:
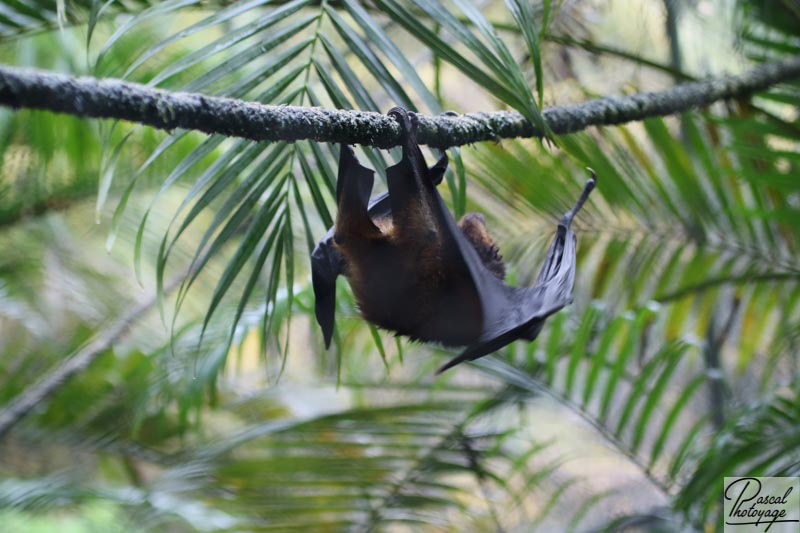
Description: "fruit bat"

(311, 107), (595, 374)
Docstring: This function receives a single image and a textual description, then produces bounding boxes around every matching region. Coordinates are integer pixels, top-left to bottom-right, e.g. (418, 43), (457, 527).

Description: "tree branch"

(0, 57), (798, 149)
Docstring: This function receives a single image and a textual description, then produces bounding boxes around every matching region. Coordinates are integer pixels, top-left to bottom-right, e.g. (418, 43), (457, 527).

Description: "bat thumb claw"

(560, 168), (597, 227)
(585, 167), (597, 187)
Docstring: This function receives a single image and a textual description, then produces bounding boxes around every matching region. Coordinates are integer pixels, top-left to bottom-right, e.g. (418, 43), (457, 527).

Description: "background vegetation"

(0, 0), (799, 531)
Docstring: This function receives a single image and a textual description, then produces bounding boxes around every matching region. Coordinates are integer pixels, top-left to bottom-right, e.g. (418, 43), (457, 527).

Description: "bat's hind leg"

(335, 145), (380, 240)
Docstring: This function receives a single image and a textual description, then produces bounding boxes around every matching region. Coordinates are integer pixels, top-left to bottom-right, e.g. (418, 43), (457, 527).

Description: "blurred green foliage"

(0, 0), (799, 531)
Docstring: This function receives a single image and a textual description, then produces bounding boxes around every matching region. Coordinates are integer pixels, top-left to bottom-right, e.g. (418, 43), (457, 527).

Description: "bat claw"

(560, 168), (597, 227)
(388, 106), (415, 134)
(585, 167), (597, 187)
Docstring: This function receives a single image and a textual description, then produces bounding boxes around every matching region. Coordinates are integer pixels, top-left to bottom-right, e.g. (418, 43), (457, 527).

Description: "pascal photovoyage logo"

(724, 477), (800, 532)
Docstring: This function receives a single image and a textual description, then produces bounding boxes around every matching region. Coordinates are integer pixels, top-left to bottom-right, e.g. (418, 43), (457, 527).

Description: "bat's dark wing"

(435, 176), (596, 373)
(373, 107), (594, 373)
(311, 144), (447, 349)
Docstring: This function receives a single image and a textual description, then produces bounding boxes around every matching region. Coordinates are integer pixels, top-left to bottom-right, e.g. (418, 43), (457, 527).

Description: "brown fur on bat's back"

(334, 211), (504, 347)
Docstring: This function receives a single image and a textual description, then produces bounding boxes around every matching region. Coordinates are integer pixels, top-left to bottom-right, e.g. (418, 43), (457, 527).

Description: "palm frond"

(99, 0), (568, 373)
(675, 387), (800, 528)
(3, 2), (800, 531)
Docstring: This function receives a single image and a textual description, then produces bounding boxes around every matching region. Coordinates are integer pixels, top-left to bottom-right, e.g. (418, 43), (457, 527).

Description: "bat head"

(458, 212), (506, 281)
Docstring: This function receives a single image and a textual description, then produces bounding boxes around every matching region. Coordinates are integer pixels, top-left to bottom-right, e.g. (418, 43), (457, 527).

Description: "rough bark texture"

(0, 56), (798, 148)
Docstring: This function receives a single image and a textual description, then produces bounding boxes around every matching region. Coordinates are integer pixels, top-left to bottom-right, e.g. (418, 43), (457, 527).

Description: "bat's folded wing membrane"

(436, 177), (595, 374)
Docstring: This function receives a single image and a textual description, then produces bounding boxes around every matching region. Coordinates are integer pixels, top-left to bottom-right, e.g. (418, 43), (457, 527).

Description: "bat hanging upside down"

(311, 107), (596, 373)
